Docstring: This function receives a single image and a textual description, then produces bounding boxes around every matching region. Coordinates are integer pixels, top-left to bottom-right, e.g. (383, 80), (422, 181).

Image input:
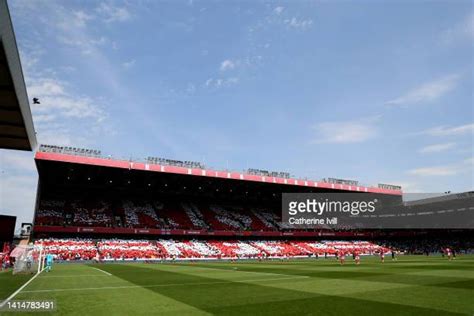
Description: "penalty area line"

(90, 267), (112, 276)
(21, 276), (310, 294)
(40, 274), (111, 278)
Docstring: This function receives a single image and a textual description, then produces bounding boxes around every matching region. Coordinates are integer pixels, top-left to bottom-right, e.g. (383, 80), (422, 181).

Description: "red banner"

(33, 225), (428, 237)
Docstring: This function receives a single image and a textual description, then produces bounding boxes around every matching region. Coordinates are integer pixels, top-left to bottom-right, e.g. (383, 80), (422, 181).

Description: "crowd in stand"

(35, 200), (66, 226)
(36, 238), (98, 260)
(98, 239), (162, 259)
(32, 235), (474, 261)
(35, 199), (283, 231)
(35, 209), (64, 226)
(182, 203), (208, 229)
(40, 197), (471, 233)
(33, 238), (395, 260)
(71, 201), (113, 227)
(123, 201), (163, 228)
(212, 206), (246, 229)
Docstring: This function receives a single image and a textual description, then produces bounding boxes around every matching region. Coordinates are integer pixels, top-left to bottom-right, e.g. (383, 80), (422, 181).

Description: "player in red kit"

(380, 251), (385, 263)
(339, 250), (346, 265)
(354, 252), (360, 265)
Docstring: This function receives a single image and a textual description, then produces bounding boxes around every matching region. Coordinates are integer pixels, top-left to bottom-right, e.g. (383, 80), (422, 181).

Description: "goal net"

(12, 245), (43, 275)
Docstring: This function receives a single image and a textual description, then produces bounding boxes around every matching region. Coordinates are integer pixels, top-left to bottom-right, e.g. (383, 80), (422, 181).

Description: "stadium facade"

(32, 145), (404, 240)
(29, 145), (473, 262)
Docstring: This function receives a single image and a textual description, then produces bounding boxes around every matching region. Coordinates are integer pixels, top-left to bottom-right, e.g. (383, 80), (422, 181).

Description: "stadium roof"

(35, 150), (403, 196)
(405, 191), (474, 206)
(0, 0), (36, 151)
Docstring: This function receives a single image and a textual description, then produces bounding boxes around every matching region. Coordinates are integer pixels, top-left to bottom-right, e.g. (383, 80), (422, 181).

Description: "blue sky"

(0, 0), (473, 229)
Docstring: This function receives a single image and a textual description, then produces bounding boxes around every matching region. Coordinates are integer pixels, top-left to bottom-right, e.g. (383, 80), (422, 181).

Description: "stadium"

(1, 0), (473, 315)
(1, 148), (473, 315)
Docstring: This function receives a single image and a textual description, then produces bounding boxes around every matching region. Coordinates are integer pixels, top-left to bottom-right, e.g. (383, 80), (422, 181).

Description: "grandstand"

(32, 144), (403, 238)
(27, 144), (473, 263)
(33, 145), (473, 237)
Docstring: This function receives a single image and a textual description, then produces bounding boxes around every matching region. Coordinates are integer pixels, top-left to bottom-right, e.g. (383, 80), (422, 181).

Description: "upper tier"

(35, 151), (402, 196)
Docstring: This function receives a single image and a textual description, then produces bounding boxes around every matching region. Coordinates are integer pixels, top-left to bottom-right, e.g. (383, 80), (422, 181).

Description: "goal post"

(37, 246), (44, 273)
(12, 245), (42, 275)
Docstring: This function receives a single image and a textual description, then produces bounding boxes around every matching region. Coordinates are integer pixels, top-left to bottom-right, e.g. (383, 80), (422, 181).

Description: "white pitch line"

(40, 274), (111, 278)
(178, 265), (299, 278)
(21, 276), (309, 294)
(0, 268), (45, 309)
(90, 267), (112, 276)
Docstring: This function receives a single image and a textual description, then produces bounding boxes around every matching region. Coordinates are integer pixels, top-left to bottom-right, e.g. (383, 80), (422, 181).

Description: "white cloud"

(408, 158), (473, 177)
(386, 74), (460, 106)
(34, 114), (56, 123)
(274, 6), (284, 15)
(72, 10), (94, 27)
(219, 56), (262, 74)
(27, 78), (65, 96)
(0, 150), (36, 172)
(258, 7), (313, 32)
(37, 130), (90, 147)
(58, 35), (108, 55)
(284, 17), (313, 30)
(311, 116), (380, 144)
(96, 3), (132, 23)
(205, 78), (213, 87)
(204, 77), (239, 89)
(53, 9), (94, 30)
(50, 6), (105, 56)
(226, 77), (239, 84)
(20, 20), (107, 126)
(422, 123), (474, 137)
(19, 52), (40, 74)
(408, 166), (460, 176)
(60, 65), (77, 73)
(122, 59), (136, 69)
(28, 77), (106, 122)
(440, 12), (474, 44)
(220, 59), (237, 71)
(40, 95), (106, 120)
(418, 142), (457, 154)
(18, 3), (123, 94)
(20, 49), (110, 148)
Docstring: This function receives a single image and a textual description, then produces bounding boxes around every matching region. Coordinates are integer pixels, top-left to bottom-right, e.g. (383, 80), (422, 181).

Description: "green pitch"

(1, 255), (473, 315)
